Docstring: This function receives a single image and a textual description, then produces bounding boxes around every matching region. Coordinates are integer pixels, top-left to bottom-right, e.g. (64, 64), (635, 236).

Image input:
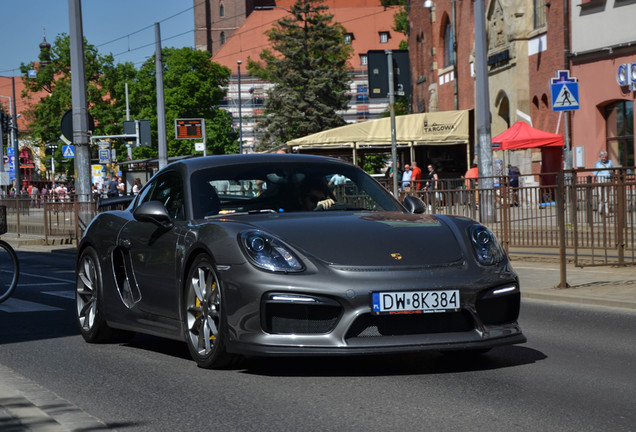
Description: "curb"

(522, 290), (636, 311)
(0, 364), (106, 431)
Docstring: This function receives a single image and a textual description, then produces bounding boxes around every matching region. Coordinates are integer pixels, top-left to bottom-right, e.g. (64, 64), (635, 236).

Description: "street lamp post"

(237, 60), (243, 155)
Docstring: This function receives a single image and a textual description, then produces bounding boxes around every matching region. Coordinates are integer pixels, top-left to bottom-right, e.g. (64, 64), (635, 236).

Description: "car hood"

(236, 212), (464, 267)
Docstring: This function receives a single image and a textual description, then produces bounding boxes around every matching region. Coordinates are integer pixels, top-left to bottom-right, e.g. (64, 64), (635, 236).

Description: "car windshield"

(190, 161), (402, 219)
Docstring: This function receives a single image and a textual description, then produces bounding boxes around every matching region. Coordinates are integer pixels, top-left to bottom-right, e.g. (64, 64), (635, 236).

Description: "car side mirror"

(403, 195), (426, 214)
(133, 201), (174, 229)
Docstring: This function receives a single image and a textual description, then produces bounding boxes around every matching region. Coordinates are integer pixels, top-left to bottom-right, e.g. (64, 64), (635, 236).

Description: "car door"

(119, 171), (186, 319)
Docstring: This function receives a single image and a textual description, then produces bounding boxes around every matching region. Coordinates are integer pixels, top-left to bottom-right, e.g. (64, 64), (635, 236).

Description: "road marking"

(0, 298), (63, 312)
(20, 271), (74, 284)
(44, 290), (75, 299)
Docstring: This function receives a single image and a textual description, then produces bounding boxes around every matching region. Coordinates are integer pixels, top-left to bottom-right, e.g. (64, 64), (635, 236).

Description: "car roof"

(167, 154), (351, 175)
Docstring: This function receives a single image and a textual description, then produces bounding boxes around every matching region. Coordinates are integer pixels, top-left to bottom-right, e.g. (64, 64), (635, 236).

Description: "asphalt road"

(1, 249), (636, 431)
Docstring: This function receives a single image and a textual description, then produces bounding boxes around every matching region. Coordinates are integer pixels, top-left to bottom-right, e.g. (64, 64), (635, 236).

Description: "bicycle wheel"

(0, 240), (19, 304)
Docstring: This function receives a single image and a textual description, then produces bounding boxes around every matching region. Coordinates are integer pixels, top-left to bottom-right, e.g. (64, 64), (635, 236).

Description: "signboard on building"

(617, 63), (636, 91)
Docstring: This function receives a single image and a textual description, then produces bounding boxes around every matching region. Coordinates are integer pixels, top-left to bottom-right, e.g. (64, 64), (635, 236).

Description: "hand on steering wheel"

(314, 198), (335, 210)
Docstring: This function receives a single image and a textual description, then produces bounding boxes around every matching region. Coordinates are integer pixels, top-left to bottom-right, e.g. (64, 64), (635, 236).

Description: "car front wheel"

(184, 254), (238, 369)
(76, 246), (130, 342)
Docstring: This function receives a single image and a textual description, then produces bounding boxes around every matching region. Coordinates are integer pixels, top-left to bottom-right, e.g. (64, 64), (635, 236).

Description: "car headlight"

(240, 230), (304, 273)
(469, 225), (505, 265)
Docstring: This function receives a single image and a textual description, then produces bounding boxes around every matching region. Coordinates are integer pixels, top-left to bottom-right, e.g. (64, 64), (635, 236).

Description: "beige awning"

(287, 110), (469, 150)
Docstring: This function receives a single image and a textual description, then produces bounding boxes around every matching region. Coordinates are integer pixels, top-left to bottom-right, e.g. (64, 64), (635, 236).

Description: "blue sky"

(0, 0), (194, 75)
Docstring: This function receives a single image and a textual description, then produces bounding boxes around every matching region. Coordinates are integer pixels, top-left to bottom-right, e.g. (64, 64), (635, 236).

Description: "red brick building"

(409, 0), (567, 176)
(203, 0), (403, 152)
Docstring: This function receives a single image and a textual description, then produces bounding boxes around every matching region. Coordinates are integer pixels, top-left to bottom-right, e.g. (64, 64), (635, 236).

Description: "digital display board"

(175, 118), (203, 139)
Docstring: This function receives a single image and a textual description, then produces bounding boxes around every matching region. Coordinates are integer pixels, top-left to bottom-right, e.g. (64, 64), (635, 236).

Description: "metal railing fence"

(3, 167), (635, 268)
(381, 167), (636, 267)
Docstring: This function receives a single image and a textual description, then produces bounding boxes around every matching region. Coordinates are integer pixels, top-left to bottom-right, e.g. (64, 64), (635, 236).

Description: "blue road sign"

(7, 147), (14, 180)
(550, 70), (579, 112)
(62, 145), (75, 158)
(98, 149), (110, 164)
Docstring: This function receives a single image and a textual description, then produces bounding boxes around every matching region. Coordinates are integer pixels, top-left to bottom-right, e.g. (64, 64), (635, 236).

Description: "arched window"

(606, 101), (634, 167)
(220, 31), (226, 45)
(442, 19), (454, 68)
(220, 4), (225, 17)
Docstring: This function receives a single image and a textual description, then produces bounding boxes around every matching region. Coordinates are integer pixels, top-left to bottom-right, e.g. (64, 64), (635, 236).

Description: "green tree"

(381, 0), (408, 49)
(22, 40), (238, 176)
(247, 0), (353, 150)
(130, 47), (237, 158)
(21, 34), (140, 140)
(20, 34), (132, 181)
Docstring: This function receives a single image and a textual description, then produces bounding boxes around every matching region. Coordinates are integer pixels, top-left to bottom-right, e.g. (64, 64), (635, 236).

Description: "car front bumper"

(218, 260), (526, 357)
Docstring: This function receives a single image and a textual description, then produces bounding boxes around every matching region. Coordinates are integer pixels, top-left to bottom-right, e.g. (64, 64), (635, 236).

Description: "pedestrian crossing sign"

(62, 144), (75, 158)
(550, 70), (579, 112)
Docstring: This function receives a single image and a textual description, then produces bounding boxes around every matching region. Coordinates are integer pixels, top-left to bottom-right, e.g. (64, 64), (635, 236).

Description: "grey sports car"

(76, 154), (525, 368)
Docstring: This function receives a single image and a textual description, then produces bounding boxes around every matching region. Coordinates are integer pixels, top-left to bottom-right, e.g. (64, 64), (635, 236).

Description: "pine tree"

(247, 0), (352, 150)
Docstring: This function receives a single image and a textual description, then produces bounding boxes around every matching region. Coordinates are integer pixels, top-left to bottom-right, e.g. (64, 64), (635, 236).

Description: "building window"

(220, 31), (226, 45)
(344, 33), (353, 45)
(379, 32), (389, 44)
(443, 20), (455, 68)
(360, 54), (368, 66)
(606, 101), (634, 167)
(220, 4), (225, 17)
(357, 104), (370, 120)
(533, 0), (546, 28)
(356, 85), (369, 103)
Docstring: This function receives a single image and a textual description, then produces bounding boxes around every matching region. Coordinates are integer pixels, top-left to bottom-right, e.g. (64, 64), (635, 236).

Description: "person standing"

(132, 178), (143, 195)
(401, 163), (412, 190)
(410, 161), (422, 191)
(464, 163), (479, 208)
(424, 163), (439, 191)
(107, 175), (119, 198)
(117, 177), (126, 196)
(424, 163), (440, 210)
(507, 164), (521, 206)
(594, 150), (614, 216)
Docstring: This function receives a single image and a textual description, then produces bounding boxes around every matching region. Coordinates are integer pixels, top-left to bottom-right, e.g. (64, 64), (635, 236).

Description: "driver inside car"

(299, 176), (335, 211)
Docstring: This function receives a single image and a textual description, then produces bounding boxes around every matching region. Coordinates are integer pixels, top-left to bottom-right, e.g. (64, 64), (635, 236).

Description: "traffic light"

(0, 112), (10, 132)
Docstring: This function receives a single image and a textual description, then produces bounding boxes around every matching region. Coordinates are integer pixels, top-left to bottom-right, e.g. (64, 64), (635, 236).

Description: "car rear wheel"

(184, 255), (238, 369)
(76, 246), (133, 342)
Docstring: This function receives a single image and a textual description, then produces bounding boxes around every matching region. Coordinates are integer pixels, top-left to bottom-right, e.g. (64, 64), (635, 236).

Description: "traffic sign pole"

(550, 71), (578, 174)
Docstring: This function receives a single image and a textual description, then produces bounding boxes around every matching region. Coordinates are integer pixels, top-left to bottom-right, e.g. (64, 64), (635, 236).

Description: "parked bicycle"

(0, 237), (19, 304)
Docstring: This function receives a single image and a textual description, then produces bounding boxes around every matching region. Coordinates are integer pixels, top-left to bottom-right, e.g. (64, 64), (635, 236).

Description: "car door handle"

(118, 238), (131, 250)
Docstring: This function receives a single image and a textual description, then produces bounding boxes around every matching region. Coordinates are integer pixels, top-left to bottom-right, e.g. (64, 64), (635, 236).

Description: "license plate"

(371, 290), (460, 314)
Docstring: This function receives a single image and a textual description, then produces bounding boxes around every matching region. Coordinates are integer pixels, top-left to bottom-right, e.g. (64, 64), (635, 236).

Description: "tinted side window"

(137, 172), (185, 221)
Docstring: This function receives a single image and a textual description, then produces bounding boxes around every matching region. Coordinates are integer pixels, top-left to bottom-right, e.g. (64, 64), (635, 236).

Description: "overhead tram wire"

(95, 0), (246, 65)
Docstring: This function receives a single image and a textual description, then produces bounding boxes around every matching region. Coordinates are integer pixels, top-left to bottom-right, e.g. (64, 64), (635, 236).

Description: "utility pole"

(237, 60), (243, 155)
(155, 23), (168, 170)
(387, 50), (399, 198)
(68, 0), (91, 202)
(125, 83), (133, 161)
(474, 0), (494, 223)
(11, 78), (20, 192)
